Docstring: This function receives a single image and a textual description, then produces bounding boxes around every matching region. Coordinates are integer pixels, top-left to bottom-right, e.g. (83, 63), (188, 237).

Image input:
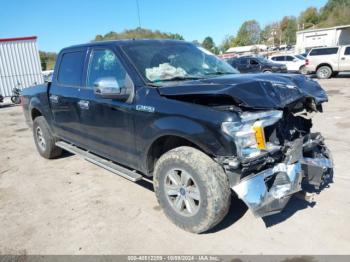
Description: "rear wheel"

(316, 66), (332, 79)
(153, 146), (231, 233)
(33, 116), (62, 159)
(299, 65), (307, 75)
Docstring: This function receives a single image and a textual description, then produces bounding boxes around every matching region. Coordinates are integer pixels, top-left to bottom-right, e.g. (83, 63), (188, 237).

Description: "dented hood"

(157, 74), (328, 109)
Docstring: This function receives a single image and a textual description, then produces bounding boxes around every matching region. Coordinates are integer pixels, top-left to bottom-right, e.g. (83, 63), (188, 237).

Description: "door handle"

(78, 100), (89, 110)
(49, 94), (59, 103)
(341, 57), (345, 60)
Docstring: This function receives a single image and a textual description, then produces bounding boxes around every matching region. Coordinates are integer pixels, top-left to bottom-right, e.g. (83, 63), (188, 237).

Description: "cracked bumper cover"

(231, 136), (333, 217)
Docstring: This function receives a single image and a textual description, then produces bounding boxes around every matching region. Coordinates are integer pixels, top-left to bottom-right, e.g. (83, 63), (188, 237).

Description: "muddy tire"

(33, 116), (62, 159)
(316, 66), (332, 79)
(153, 146), (231, 233)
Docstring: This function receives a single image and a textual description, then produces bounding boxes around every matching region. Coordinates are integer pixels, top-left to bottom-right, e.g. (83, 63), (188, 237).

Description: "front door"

(78, 47), (138, 169)
(49, 49), (89, 148)
(339, 46), (350, 71)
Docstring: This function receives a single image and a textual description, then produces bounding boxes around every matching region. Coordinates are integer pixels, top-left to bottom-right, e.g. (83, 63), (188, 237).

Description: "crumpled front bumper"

(232, 134), (333, 217)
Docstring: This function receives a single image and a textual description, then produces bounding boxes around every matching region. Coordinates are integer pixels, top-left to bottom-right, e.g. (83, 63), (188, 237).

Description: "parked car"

(269, 54), (306, 73)
(305, 45), (350, 79)
(21, 40), (333, 233)
(227, 56), (288, 73)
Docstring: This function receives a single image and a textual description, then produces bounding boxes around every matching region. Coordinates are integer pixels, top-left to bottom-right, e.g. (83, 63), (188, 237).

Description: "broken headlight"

(222, 110), (283, 159)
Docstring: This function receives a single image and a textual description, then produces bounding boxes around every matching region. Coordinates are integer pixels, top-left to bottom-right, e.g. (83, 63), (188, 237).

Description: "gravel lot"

(1, 77), (350, 255)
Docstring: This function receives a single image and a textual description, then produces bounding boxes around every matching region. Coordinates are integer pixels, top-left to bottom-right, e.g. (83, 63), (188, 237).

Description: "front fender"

(138, 116), (235, 172)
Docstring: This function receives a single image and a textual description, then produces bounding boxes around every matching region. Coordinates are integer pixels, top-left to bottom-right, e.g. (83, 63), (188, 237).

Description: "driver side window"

(87, 49), (127, 88)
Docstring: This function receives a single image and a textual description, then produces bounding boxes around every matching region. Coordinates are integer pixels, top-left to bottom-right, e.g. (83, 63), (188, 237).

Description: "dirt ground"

(1, 77), (350, 255)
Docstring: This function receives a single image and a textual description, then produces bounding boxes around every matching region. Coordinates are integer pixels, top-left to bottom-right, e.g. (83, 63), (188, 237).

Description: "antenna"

(136, 0), (141, 28)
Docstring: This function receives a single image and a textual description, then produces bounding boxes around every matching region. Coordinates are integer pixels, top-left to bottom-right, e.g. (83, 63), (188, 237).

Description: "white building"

(0, 36), (43, 97)
(296, 24), (350, 54)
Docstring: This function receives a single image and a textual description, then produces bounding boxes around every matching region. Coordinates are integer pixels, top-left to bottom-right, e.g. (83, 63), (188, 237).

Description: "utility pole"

(136, 0), (141, 28)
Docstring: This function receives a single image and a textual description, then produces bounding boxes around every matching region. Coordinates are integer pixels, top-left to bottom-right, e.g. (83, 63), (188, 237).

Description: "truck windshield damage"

(122, 42), (238, 83)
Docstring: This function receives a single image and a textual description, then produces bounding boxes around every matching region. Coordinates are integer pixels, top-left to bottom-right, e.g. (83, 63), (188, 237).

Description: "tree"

(319, 0), (350, 27)
(220, 35), (235, 52)
(260, 22), (280, 46)
(280, 16), (298, 44)
(94, 28), (184, 41)
(233, 20), (261, 46)
(202, 36), (215, 51)
(299, 7), (319, 29)
(39, 51), (57, 71)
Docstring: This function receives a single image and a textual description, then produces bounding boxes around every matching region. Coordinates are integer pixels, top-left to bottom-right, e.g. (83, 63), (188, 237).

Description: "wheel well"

(31, 108), (42, 120)
(147, 135), (201, 175)
(316, 63), (333, 71)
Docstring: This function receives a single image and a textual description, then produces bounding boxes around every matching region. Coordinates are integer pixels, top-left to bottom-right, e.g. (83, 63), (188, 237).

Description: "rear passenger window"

(57, 51), (85, 86)
(309, 48), (338, 56)
(345, 47), (350, 55)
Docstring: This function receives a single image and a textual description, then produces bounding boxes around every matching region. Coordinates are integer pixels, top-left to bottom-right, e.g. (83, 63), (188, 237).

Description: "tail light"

(305, 59), (309, 66)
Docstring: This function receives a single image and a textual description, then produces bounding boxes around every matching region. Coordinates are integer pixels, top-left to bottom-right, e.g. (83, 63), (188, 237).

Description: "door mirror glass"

(94, 77), (122, 98)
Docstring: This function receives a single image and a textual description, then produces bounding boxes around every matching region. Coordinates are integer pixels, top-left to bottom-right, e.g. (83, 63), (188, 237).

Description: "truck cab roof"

(62, 39), (187, 51)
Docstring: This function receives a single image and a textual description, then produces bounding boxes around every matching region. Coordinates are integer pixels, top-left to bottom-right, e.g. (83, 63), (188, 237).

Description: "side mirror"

(293, 59), (298, 62)
(94, 77), (123, 99)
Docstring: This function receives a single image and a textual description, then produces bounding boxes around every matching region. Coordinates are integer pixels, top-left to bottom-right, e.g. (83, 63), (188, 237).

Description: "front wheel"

(153, 146), (231, 233)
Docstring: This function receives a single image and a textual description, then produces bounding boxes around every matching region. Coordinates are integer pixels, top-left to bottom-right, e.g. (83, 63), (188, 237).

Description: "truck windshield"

(122, 42), (238, 83)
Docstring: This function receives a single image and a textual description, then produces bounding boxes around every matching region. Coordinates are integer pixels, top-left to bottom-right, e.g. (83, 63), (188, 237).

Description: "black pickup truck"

(21, 39), (333, 233)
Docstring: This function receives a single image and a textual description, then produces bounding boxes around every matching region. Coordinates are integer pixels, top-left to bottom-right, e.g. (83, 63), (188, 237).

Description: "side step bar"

(55, 141), (143, 182)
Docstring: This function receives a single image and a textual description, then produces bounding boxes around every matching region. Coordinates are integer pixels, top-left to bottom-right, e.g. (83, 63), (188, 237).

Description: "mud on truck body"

(21, 40), (333, 233)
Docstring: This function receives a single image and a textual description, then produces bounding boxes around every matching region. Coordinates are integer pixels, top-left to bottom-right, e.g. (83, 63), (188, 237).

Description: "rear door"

(78, 47), (138, 169)
(339, 46), (350, 71)
(236, 58), (249, 73)
(285, 55), (299, 71)
(49, 49), (89, 147)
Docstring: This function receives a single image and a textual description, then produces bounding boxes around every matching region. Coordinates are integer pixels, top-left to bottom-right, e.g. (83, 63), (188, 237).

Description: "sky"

(0, 0), (327, 52)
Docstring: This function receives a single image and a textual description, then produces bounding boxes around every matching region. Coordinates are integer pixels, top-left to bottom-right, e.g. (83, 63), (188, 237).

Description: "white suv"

(269, 54), (306, 73)
(305, 45), (350, 79)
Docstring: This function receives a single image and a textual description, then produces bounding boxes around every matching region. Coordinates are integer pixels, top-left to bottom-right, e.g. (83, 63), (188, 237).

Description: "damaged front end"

(221, 107), (333, 218)
(158, 73), (333, 218)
